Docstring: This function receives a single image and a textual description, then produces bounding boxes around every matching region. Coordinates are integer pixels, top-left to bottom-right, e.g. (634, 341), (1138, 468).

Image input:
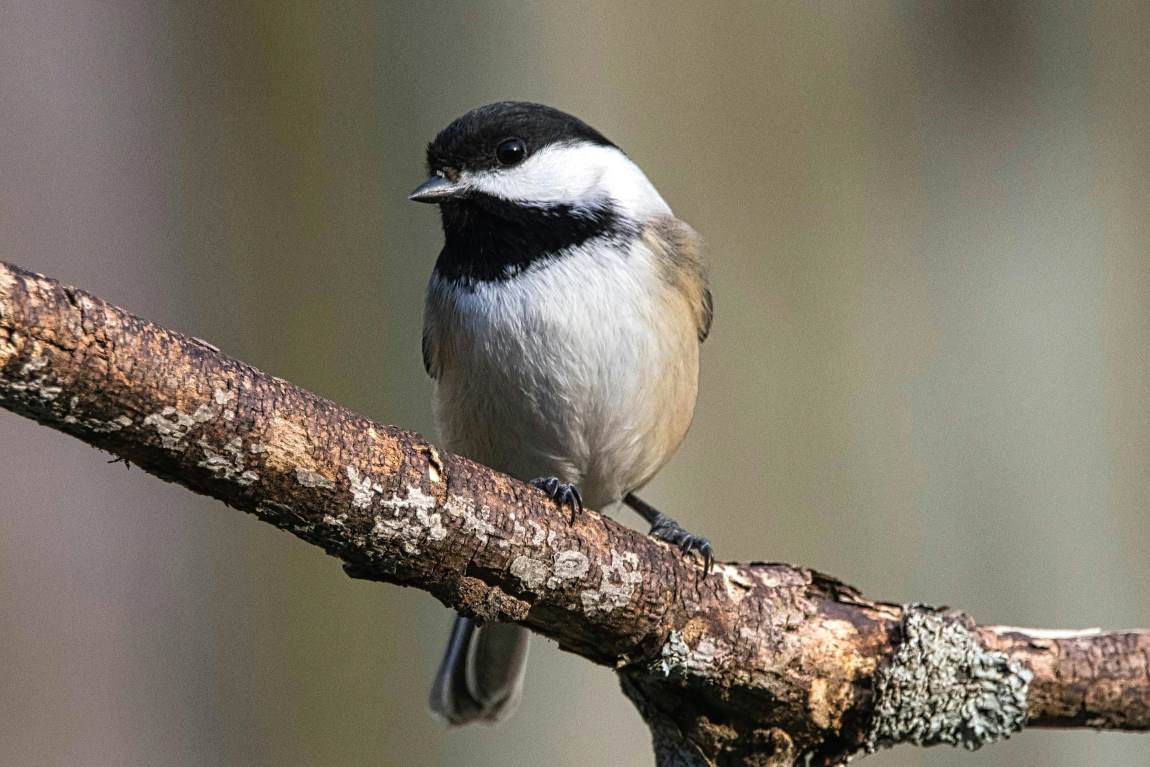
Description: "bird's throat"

(435, 195), (633, 283)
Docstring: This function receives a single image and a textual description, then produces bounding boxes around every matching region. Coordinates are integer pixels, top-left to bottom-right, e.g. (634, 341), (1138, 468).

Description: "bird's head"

(410, 102), (669, 222)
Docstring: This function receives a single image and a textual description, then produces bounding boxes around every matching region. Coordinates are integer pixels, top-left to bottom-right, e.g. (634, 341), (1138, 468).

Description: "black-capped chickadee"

(411, 102), (714, 725)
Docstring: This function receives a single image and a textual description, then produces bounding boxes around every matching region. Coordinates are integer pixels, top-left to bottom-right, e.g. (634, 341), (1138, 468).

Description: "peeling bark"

(1, 261), (1147, 765)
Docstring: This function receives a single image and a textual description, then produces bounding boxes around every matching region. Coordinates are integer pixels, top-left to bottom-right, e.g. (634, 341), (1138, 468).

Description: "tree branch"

(1, 260), (1146, 765)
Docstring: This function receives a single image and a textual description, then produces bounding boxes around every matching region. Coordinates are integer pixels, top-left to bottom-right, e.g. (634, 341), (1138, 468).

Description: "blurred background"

(1, 1), (1148, 765)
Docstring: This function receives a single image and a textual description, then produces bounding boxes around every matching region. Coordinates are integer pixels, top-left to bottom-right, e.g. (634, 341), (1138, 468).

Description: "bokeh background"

(1, 2), (1148, 765)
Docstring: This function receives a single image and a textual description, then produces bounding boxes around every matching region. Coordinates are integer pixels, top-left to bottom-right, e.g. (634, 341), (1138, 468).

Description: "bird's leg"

(624, 493), (714, 577)
(529, 477), (583, 523)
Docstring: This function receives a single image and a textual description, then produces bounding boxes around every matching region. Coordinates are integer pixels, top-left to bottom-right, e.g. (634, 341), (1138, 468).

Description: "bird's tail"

(429, 614), (530, 725)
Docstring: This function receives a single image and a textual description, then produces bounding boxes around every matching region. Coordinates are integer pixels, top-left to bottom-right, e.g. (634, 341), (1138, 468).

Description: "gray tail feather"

(429, 615), (530, 725)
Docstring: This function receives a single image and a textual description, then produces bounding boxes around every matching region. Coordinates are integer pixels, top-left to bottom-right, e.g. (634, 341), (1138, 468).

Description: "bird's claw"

(649, 516), (715, 578)
(529, 476), (583, 523)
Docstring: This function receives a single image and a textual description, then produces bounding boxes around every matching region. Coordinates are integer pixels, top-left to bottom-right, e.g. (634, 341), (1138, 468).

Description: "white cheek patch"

(465, 142), (672, 220)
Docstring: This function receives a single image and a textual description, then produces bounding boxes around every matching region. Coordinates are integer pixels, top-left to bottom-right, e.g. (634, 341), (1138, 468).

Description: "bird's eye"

(495, 138), (526, 167)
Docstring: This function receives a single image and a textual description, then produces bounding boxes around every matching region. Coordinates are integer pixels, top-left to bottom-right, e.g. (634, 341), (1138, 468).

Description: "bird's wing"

(641, 216), (713, 343)
(422, 323), (438, 379)
(422, 282), (443, 380)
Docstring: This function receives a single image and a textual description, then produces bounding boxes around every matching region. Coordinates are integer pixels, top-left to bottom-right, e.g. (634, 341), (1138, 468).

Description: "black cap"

(425, 102), (617, 175)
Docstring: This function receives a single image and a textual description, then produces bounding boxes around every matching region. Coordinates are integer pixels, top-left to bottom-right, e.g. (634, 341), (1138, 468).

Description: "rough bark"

(1, 260), (1146, 765)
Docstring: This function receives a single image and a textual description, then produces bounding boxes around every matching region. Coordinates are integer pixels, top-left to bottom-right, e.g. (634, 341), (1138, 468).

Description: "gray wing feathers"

(422, 279), (446, 380)
(421, 326), (437, 379)
(698, 284), (714, 343)
(429, 615), (531, 725)
(641, 216), (713, 342)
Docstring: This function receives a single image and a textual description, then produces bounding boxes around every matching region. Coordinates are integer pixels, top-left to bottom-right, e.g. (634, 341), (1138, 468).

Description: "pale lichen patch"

(580, 550), (642, 615)
(197, 436), (259, 485)
(64, 412), (132, 433)
(346, 465), (382, 509)
(143, 406), (200, 450)
(140, 392), (223, 451)
(213, 388), (236, 420)
(444, 493), (498, 545)
(652, 629), (722, 678)
(190, 403), (215, 423)
(20, 355), (48, 376)
(504, 548), (591, 593)
(4, 354), (62, 401)
(294, 468), (335, 490)
(506, 515), (543, 550)
(510, 555), (548, 591)
(654, 630), (692, 676)
(548, 549), (589, 588)
(373, 484), (446, 554)
(867, 607), (1031, 752)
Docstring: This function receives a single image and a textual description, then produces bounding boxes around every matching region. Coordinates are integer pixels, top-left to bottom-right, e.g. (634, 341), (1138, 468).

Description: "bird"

(411, 101), (714, 726)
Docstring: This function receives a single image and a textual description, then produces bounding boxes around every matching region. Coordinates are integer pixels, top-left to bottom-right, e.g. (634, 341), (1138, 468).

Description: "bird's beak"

(409, 175), (467, 203)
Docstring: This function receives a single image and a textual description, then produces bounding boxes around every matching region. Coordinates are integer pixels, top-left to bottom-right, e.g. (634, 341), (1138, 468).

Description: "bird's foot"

(623, 494), (715, 577)
(529, 476), (583, 523)
(648, 512), (715, 577)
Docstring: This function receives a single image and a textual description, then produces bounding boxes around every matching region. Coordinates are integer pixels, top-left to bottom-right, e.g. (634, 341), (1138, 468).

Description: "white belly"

(427, 240), (699, 510)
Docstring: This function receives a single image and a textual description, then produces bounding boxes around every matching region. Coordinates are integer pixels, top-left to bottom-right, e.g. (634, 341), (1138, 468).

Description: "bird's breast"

(426, 238), (699, 508)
